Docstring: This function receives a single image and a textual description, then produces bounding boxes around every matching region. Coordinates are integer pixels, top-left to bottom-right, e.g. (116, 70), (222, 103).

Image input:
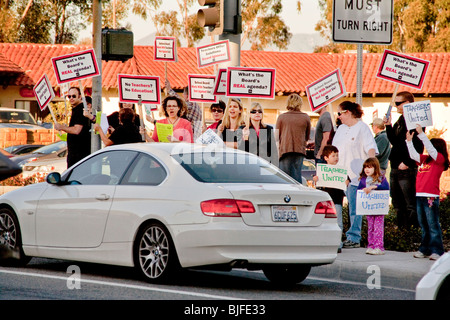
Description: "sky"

(81, 1), (322, 43)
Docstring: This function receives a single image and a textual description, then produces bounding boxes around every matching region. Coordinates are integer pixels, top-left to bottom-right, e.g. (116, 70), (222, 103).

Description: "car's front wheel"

(133, 222), (180, 283)
(0, 208), (31, 266)
(263, 265), (311, 286)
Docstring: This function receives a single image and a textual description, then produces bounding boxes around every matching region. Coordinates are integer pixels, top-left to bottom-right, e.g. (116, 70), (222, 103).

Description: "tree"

(315, 0), (449, 53)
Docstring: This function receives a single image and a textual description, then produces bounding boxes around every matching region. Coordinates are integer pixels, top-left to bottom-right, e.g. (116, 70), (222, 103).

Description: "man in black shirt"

(384, 91), (424, 229)
(54, 87), (91, 168)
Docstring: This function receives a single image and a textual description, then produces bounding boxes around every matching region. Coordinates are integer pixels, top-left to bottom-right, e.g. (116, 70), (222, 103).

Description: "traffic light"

(197, 0), (223, 36)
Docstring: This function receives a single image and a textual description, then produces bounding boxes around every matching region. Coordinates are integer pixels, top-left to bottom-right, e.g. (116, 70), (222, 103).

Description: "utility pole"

(92, 0), (102, 152)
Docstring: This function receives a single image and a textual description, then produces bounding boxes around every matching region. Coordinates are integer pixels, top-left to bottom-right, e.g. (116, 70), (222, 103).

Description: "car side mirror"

(46, 172), (62, 185)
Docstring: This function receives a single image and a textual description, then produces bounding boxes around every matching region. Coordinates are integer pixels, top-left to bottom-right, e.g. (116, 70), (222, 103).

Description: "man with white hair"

(371, 117), (391, 175)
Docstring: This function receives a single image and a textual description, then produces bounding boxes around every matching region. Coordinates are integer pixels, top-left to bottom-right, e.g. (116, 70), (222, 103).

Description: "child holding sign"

(407, 124), (450, 260)
(358, 158), (390, 255)
(313, 145), (346, 252)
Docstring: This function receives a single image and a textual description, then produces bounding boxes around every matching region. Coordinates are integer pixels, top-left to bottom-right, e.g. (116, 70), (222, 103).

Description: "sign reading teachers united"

(403, 100), (433, 130)
(356, 190), (390, 215)
(315, 164), (348, 191)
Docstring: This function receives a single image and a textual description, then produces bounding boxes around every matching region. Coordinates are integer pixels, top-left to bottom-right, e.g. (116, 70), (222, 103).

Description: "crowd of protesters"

(60, 84), (448, 260)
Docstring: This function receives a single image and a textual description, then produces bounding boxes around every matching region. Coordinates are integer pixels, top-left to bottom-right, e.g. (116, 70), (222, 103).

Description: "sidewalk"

(309, 248), (435, 291)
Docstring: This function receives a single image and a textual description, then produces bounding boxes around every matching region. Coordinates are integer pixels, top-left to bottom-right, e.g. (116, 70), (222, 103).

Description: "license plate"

(271, 205), (298, 222)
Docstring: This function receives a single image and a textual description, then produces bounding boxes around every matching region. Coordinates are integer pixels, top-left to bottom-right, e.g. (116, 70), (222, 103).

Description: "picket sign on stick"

(137, 98), (146, 141)
(77, 80), (88, 111)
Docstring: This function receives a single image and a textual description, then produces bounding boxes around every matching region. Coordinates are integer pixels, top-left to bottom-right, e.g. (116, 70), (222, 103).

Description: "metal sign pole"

(356, 44), (363, 106)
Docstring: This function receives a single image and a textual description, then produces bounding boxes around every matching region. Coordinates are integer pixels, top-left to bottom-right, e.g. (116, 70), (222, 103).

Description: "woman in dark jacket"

(238, 102), (278, 166)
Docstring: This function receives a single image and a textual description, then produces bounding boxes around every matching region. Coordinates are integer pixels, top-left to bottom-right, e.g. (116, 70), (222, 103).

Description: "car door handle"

(95, 194), (110, 201)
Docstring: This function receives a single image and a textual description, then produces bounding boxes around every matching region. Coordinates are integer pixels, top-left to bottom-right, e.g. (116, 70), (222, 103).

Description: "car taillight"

(201, 199), (255, 217)
(314, 201), (337, 218)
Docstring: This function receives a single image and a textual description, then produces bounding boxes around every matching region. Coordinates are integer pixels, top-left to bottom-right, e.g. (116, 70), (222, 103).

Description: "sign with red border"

(376, 50), (430, 89)
(306, 69), (346, 112)
(226, 67), (276, 99)
(213, 68), (227, 96)
(51, 49), (100, 84)
(118, 74), (161, 105)
(154, 36), (177, 62)
(188, 74), (217, 103)
(33, 74), (55, 111)
(196, 40), (231, 68)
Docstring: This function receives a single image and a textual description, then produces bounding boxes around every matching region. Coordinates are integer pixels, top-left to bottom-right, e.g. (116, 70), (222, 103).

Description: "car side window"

(67, 150), (138, 185)
(121, 153), (167, 186)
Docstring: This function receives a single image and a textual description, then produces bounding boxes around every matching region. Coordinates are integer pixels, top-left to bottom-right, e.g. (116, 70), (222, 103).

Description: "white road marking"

(0, 269), (243, 300)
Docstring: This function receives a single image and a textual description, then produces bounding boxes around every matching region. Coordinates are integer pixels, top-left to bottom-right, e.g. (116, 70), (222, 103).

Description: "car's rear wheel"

(134, 222), (180, 283)
(263, 265), (311, 286)
(0, 208), (31, 266)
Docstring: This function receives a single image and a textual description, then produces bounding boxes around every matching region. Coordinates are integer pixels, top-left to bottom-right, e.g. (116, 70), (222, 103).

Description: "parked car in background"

(0, 148), (14, 158)
(21, 150), (67, 178)
(416, 252), (450, 300)
(4, 144), (44, 155)
(0, 108), (44, 130)
(0, 153), (21, 181)
(0, 143), (340, 285)
(11, 141), (67, 168)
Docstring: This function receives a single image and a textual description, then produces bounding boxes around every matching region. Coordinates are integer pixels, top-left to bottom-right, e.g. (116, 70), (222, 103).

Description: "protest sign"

(196, 40), (231, 68)
(213, 68), (227, 96)
(188, 74), (217, 103)
(196, 128), (225, 145)
(118, 74), (161, 105)
(315, 164), (348, 191)
(33, 74), (55, 111)
(226, 67), (276, 99)
(376, 50), (430, 89)
(156, 123), (173, 142)
(306, 69), (346, 112)
(356, 190), (390, 215)
(95, 111), (109, 135)
(51, 49), (100, 84)
(154, 36), (177, 62)
(403, 100), (433, 130)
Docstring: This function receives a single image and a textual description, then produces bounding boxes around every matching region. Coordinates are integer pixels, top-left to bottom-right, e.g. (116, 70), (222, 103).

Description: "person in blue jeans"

(406, 124), (449, 260)
(332, 101), (378, 248)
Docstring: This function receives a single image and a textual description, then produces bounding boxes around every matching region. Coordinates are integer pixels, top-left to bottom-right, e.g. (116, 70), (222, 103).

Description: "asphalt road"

(0, 257), (414, 302)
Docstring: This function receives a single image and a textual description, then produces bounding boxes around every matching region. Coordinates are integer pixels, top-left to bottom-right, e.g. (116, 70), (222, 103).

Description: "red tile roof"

(0, 43), (448, 96)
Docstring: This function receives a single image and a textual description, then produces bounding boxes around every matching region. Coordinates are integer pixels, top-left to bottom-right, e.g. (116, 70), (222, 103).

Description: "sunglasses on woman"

(337, 110), (348, 116)
(250, 110), (263, 114)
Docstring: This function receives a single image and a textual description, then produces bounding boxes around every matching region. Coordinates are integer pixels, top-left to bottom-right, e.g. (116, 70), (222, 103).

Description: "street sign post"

(333, 0), (393, 45)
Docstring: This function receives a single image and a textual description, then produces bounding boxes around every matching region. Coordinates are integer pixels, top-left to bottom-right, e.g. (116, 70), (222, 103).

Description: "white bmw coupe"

(0, 143), (340, 285)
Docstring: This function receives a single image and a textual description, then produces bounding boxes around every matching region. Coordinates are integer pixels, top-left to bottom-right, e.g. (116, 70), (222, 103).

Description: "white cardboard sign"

(376, 50), (430, 89)
(196, 40), (231, 68)
(306, 69), (346, 112)
(33, 74), (55, 111)
(154, 36), (177, 62)
(315, 164), (348, 191)
(226, 67), (276, 99)
(403, 100), (433, 130)
(356, 190), (390, 215)
(51, 49), (100, 84)
(118, 74), (161, 105)
(213, 68), (227, 96)
(188, 74), (217, 103)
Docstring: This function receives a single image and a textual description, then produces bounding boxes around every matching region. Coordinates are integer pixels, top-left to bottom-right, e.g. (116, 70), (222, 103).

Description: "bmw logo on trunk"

(284, 195), (291, 203)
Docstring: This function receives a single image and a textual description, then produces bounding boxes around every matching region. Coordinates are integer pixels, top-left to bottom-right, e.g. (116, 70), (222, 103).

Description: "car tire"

(0, 208), (31, 267)
(133, 221), (181, 283)
(263, 265), (311, 286)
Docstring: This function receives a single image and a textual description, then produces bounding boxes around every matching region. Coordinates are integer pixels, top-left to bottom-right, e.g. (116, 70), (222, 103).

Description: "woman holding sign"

(150, 95), (193, 143)
(217, 98), (245, 149)
(332, 101), (378, 249)
(238, 102), (278, 166)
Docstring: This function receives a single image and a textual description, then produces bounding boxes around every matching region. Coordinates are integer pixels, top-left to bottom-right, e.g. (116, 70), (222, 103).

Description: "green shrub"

(342, 194), (450, 252)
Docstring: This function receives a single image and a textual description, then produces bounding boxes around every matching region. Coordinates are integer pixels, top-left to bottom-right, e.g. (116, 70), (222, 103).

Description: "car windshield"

(32, 141), (66, 154)
(172, 151), (296, 184)
(0, 110), (37, 125)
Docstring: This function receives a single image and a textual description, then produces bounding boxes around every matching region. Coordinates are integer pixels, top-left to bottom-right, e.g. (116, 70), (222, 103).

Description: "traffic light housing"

(197, 0), (223, 36)
(101, 28), (134, 62)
